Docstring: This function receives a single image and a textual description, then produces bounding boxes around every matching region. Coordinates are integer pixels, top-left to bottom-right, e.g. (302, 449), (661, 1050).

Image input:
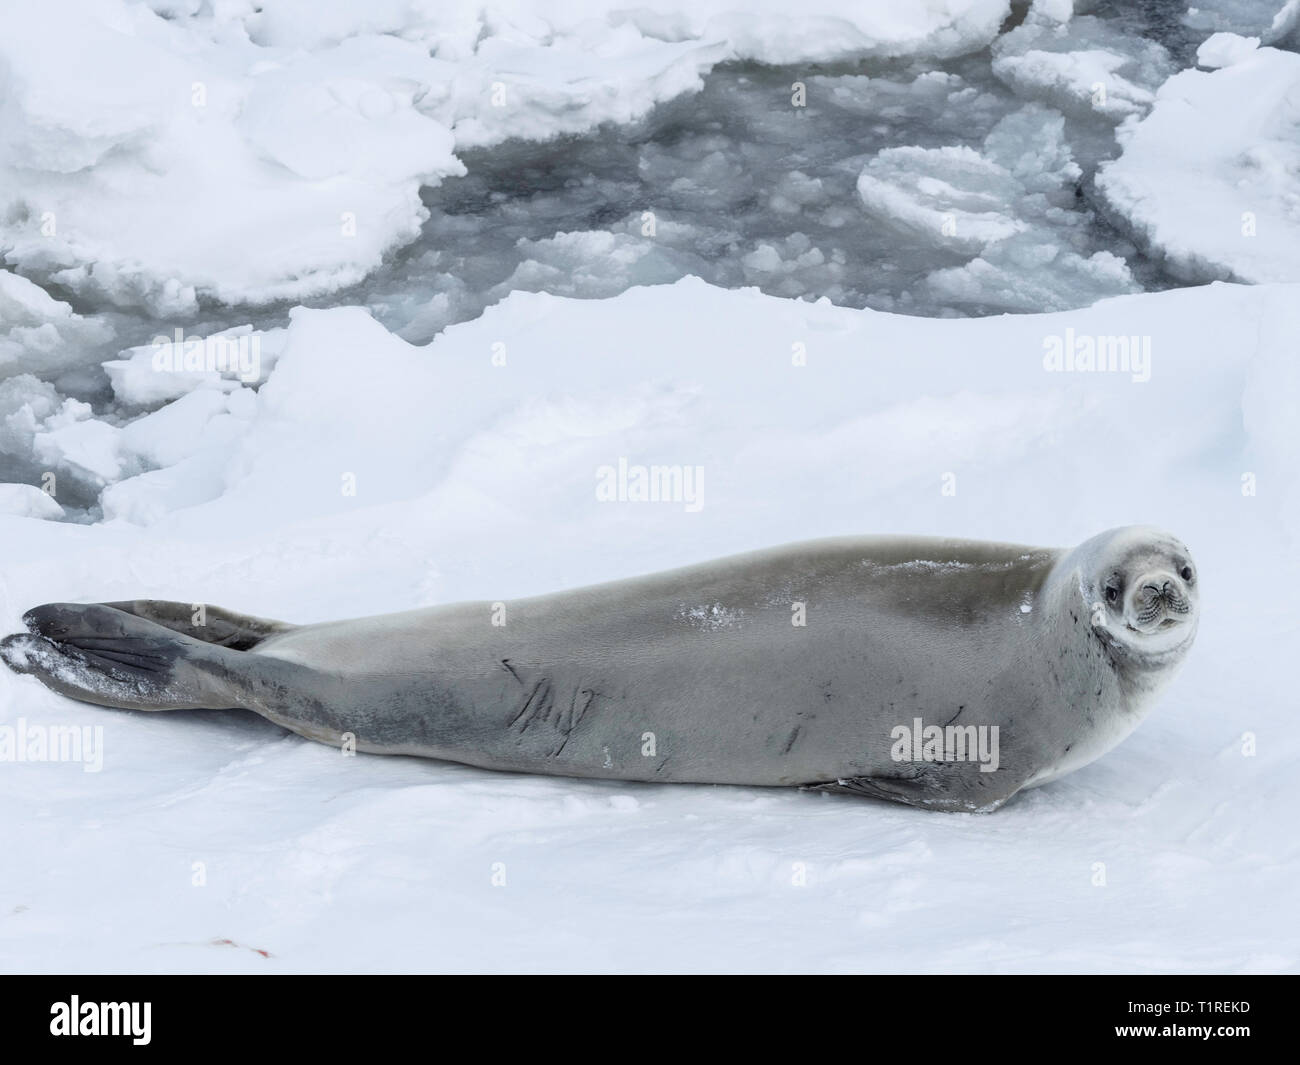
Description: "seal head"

(1076, 525), (1199, 672)
(1017, 526), (1199, 792)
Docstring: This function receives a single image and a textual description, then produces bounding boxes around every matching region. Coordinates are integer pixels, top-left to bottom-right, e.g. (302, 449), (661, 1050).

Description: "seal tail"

(0, 602), (263, 711)
(97, 599), (293, 650)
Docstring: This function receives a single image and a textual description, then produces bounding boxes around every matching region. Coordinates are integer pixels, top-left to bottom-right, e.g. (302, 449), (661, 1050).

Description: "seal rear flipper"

(0, 603), (251, 711)
(808, 765), (1021, 813)
(98, 599), (294, 650)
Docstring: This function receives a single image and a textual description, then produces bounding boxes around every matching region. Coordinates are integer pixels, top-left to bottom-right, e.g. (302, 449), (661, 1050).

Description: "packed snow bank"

(0, 0), (1009, 314)
(244, 0), (1012, 66)
(1096, 46), (1300, 284)
(1, 278), (1296, 972)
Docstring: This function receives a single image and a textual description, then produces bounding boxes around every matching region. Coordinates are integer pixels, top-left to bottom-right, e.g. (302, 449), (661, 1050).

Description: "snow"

(1097, 46), (1300, 284)
(246, 0), (1013, 66)
(2, 277), (1298, 973)
(0, 0), (463, 315)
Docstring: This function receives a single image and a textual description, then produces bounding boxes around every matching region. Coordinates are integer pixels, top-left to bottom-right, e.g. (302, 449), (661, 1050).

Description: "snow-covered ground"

(2, 0), (1299, 973)
(3, 279), (1297, 973)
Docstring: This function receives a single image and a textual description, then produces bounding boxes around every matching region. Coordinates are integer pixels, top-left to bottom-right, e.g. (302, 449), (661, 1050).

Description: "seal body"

(0, 526), (1199, 811)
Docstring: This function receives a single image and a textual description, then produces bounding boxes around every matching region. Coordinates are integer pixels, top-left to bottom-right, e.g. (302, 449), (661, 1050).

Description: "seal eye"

(1180, 565), (1193, 582)
(1105, 586), (1119, 603)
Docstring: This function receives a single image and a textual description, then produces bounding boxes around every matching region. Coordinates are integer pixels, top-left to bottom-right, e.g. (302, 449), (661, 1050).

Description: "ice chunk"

(858, 105), (1082, 253)
(445, 26), (727, 149)
(854, 104), (1136, 311)
(858, 146), (1029, 254)
(246, 0), (1012, 66)
(119, 389), (239, 470)
(981, 104), (1082, 197)
(992, 14), (1175, 120)
(32, 399), (126, 486)
(0, 271), (114, 380)
(1096, 47), (1300, 283)
(0, 375), (60, 457)
(0, 482), (64, 520)
(488, 230), (692, 302)
(100, 454), (233, 526)
(237, 38), (456, 184)
(1196, 30), (1261, 66)
(1183, 0), (1300, 44)
(927, 238), (1138, 311)
(102, 389), (257, 524)
(103, 327), (287, 407)
(621, 0), (1012, 65)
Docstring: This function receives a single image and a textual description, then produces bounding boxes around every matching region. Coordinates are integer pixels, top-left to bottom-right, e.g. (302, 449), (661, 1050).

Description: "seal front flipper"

(98, 600), (293, 650)
(0, 602), (256, 711)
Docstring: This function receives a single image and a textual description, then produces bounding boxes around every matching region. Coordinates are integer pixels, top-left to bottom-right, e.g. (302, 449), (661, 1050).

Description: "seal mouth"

(1128, 617), (1182, 635)
(1125, 572), (1193, 637)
